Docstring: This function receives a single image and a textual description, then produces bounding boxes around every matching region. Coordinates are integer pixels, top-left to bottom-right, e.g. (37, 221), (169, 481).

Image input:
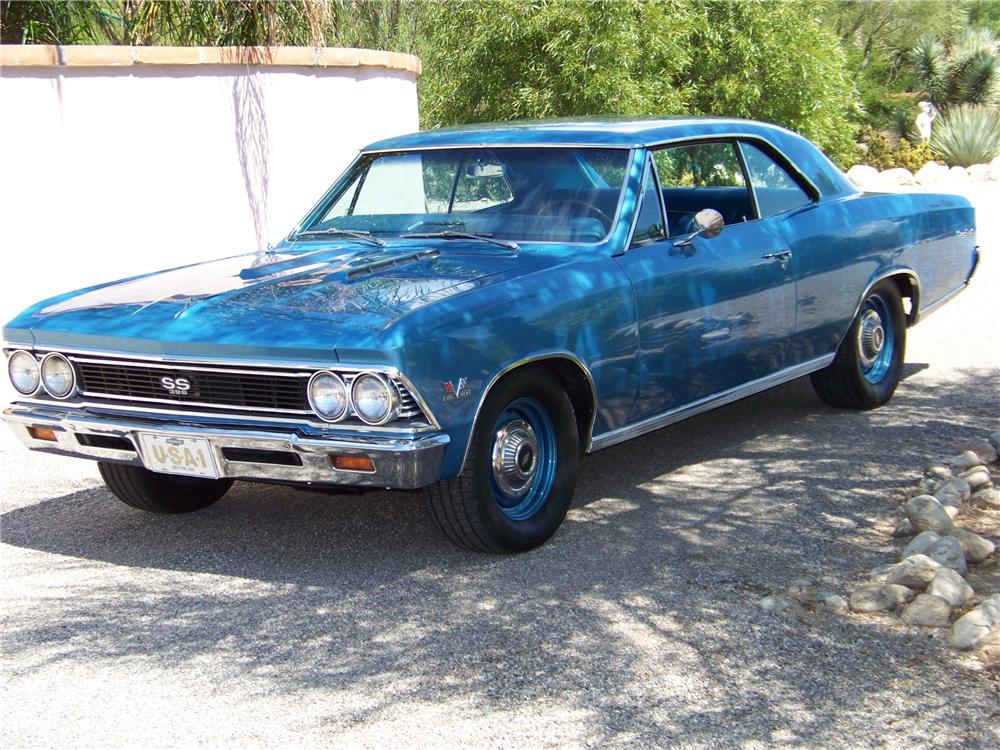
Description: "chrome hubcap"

(491, 419), (538, 498)
(858, 309), (885, 367)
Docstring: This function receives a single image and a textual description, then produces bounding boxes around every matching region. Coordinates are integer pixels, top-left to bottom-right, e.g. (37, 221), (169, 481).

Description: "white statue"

(916, 101), (937, 142)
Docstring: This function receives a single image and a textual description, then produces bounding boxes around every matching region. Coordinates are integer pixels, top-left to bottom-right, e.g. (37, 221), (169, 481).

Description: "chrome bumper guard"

(2, 403), (448, 489)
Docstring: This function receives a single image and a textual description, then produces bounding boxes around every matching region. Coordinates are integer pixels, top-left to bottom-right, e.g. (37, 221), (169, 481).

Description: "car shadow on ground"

(2, 363), (998, 746)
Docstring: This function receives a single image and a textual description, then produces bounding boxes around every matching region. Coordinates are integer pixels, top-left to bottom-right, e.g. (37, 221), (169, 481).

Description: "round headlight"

(308, 371), (348, 422)
(351, 373), (399, 425)
(40, 353), (76, 399)
(8, 350), (40, 395)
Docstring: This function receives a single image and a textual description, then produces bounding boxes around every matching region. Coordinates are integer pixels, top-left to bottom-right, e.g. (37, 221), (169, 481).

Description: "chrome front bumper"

(2, 403), (448, 489)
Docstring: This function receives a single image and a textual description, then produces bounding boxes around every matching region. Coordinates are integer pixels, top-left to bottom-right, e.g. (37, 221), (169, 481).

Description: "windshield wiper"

(293, 228), (386, 247)
(401, 231), (519, 252)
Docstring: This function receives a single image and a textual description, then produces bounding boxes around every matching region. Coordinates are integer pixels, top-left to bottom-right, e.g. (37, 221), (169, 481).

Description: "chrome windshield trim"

(590, 354), (836, 452)
(290, 146), (637, 250)
(362, 142), (639, 153)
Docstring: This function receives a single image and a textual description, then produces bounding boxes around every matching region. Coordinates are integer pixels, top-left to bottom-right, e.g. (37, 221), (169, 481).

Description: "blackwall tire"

(98, 461), (233, 514)
(810, 280), (906, 410)
(424, 367), (579, 553)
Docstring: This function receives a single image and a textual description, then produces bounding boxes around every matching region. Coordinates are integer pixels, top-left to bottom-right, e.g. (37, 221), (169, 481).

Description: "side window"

(630, 161), (666, 246)
(451, 152), (515, 212)
(653, 142), (754, 238)
(740, 142), (811, 218)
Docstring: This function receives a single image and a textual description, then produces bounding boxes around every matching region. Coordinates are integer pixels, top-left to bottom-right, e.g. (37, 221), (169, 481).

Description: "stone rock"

(959, 438), (998, 465)
(760, 595), (790, 611)
(785, 579), (814, 599)
(951, 594), (1000, 649)
(881, 167), (914, 186)
(869, 563), (896, 583)
(949, 529), (996, 564)
(934, 476), (972, 507)
(905, 495), (954, 534)
(990, 430), (1000, 454)
(885, 554), (942, 589)
(918, 476), (944, 495)
(968, 163), (993, 183)
(970, 487), (1000, 510)
(847, 164), (881, 188)
(940, 451), (982, 472)
(901, 530), (941, 559)
(850, 583), (914, 613)
(892, 518), (915, 538)
(901, 594), (952, 626)
(923, 458), (952, 477)
(944, 505), (961, 521)
(961, 466), (992, 493)
(927, 568), (974, 606)
(915, 161), (946, 185)
(947, 165), (970, 182)
(928, 535), (967, 574)
(821, 594), (849, 612)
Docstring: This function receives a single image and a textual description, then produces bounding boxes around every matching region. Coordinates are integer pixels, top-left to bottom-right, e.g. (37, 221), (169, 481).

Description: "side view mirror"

(672, 208), (725, 247)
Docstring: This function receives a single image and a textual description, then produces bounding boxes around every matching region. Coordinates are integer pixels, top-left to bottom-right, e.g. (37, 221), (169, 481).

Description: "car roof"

(363, 116), (797, 151)
(361, 116), (858, 198)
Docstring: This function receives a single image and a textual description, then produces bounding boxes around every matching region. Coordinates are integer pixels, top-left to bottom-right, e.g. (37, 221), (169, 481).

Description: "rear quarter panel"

(776, 191), (976, 360)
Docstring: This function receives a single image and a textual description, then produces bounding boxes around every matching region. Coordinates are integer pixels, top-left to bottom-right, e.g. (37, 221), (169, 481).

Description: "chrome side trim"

(2, 403), (449, 489)
(458, 351), (598, 473)
(589, 354), (835, 452)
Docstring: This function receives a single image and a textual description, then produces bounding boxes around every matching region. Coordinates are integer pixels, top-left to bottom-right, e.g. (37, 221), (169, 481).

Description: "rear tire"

(810, 280), (906, 410)
(98, 461), (233, 514)
(425, 368), (579, 553)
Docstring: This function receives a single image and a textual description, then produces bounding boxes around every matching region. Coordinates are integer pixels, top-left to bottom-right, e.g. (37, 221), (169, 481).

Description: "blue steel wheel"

(424, 368), (579, 553)
(857, 293), (895, 384)
(810, 280), (906, 410)
(489, 397), (559, 521)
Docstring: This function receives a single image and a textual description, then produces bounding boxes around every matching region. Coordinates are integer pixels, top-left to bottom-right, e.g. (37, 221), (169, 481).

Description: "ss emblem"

(160, 376), (192, 395)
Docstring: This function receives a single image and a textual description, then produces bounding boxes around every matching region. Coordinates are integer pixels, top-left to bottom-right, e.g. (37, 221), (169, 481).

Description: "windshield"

(297, 147), (631, 244)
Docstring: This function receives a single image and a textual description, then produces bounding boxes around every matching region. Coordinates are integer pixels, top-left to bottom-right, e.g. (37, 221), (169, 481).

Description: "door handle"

(762, 250), (792, 261)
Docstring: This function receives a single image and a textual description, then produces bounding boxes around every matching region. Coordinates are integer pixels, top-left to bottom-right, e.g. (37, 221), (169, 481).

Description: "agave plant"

(930, 104), (1000, 167)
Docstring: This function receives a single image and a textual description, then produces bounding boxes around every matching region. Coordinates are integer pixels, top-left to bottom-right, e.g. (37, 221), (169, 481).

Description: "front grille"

(59, 354), (429, 426)
(75, 361), (309, 412)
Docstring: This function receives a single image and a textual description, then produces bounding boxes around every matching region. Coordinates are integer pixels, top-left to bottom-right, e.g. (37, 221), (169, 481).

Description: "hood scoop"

(345, 248), (441, 281)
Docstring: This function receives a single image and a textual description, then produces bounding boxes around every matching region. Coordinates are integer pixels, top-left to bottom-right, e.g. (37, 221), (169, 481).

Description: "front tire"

(98, 461), (233, 514)
(810, 280), (906, 409)
(425, 368), (579, 553)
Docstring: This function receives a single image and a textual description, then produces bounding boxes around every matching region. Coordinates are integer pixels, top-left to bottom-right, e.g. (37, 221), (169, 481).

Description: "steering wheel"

(535, 198), (612, 229)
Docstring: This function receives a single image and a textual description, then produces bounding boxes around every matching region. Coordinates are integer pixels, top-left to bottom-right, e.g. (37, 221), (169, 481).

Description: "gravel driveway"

(2, 188), (998, 749)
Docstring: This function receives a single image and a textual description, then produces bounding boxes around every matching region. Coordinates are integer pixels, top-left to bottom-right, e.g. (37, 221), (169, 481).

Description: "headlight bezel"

(350, 372), (401, 426)
(8, 349), (41, 396)
(40, 352), (77, 400)
(307, 370), (350, 423)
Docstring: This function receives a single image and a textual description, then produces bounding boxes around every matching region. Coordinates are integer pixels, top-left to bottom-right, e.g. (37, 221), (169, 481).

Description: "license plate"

(137, 433), (220, 479)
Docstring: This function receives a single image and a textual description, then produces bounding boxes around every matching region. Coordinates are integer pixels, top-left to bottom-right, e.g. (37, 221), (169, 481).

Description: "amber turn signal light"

(330, 455), (375, 473)
(27, 426), (58, 442)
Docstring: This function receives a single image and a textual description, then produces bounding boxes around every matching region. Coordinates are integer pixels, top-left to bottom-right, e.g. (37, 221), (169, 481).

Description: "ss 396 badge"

(443, 377), (471, 402)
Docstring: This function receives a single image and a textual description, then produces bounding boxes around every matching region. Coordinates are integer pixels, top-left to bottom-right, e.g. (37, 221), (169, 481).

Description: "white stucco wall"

(0, 46), (421, 329)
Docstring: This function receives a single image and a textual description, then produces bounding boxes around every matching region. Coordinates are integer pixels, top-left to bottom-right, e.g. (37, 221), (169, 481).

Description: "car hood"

(7, 243), (545, 360)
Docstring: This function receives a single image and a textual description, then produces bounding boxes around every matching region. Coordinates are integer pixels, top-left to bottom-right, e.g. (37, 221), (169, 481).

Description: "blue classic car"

(3, 118), (978, 552)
